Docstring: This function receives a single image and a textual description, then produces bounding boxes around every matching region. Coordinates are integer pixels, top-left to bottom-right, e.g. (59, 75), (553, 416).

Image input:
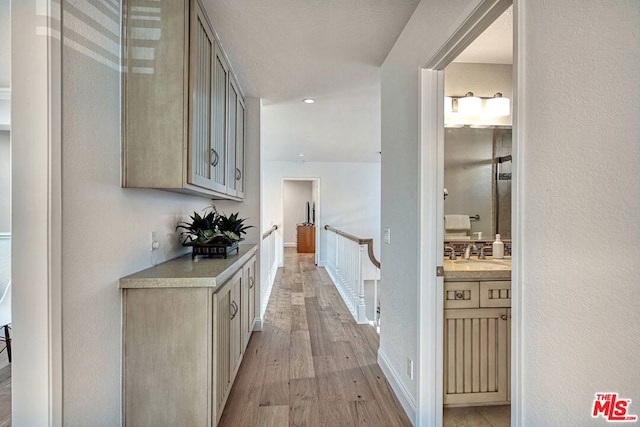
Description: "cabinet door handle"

(249, 277), (254, 289)
(455, 291), (464, 300)
(500, 314), (508, 321)
(211, 149), (219, 167)
(235, 167), (242, 181)
(230, 301), (238, 320)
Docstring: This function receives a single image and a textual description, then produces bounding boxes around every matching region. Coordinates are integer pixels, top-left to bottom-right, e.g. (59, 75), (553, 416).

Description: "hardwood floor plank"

(289, 331), (315, 379)
(220, 249), (411, 427)
(256, 405), (289, 427)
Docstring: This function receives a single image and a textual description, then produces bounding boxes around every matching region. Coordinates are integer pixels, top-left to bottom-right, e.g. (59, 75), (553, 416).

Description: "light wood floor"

(219, 249), (411, 427)
(0, 345), (10, 427)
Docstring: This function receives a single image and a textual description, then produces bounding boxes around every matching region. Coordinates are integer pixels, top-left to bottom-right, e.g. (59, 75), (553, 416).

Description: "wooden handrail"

(324, 225), (381, 269)
(262, 225), (278, 240)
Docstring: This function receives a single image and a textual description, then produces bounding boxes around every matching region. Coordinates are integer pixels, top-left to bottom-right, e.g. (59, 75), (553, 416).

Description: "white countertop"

(119, 244), (257, 290)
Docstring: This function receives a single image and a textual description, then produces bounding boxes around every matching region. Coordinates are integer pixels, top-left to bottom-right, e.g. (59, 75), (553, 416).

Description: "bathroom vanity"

(443, 257), (511, 406)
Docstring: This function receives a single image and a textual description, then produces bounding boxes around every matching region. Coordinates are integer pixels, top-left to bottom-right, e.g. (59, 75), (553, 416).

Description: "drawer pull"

(211, 149), (219, 167)
(500, 314), (508, 321)
(249, 276), (255, 289)
(455, 291), (464, 300)
(230, 301), (238, 320)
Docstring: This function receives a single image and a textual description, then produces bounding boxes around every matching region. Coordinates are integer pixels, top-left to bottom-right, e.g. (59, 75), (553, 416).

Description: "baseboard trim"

(252, 318), (263, 331)
(378, 349), (417, 425)
(283, 242), (296, 248)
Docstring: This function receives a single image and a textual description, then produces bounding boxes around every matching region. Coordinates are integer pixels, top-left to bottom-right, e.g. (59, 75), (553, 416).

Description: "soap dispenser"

(492, 234), (504, 259)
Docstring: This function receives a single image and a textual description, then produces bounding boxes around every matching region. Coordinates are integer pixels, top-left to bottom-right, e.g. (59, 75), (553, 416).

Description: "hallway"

(219, 249), (411, 426)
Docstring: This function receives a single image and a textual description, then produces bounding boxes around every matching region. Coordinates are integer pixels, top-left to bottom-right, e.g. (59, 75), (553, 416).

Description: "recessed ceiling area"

(204, 0), (420, 162)
(203, 1), (511, 163)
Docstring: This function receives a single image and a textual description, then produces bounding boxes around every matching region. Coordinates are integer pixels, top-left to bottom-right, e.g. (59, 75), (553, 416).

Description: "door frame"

(417, 0), (521, 425)
(280, 178), (321, 265)
(11, 0), (63, 425)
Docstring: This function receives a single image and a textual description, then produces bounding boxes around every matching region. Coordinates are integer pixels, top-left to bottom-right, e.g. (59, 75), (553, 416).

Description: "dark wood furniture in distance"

(297, 225), (315, 253)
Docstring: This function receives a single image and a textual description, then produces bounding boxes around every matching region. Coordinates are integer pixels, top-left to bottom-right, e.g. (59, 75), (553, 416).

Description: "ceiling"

(454, 6), (513, 64)
(203, 1), (511, 163)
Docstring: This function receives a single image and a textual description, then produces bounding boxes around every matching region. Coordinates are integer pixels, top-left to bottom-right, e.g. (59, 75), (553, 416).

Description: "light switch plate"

(384, 227), (391, 244)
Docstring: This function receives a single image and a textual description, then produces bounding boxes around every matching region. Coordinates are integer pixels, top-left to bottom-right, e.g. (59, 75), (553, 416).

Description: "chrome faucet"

(445, 246), (457, 260)
(464, 244), (477, 260)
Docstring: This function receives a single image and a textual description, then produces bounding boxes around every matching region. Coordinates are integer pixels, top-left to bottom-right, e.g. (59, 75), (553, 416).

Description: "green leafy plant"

(176, 205), (253, 245)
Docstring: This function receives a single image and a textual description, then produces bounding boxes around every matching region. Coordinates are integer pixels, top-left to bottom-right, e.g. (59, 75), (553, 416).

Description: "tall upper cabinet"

(122, 0), (245, 200)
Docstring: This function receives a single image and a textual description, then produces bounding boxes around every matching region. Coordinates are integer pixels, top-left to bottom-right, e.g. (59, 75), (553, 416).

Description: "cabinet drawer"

(480, 281), (511, 307)
(444, 282), (479, 309)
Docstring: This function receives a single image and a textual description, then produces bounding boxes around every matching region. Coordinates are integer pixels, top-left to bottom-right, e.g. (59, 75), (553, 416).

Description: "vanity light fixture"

(486, 92), (510, 117)
(303, 98), (315, 104)
(456, 92), (482, 115)
(444, 96), (453, 113)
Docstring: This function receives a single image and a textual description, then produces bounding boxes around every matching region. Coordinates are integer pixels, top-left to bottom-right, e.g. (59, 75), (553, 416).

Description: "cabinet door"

(242, 255), (257, 348)
(229, 274), (243, 376)
(443, 307), (509, 405)
(188, 1), (216, 191)
(211, 42), (229, 193)
(226, 77), (239, 196)
(214, 281), (232, 418)
(234, 96), (246, 199)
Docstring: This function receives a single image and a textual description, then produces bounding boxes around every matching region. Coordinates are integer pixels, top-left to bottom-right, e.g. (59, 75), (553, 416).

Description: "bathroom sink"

(454, 259), (508, 268)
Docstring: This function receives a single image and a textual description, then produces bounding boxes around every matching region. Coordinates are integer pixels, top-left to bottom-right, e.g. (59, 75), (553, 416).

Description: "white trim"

(418, 68), (445, 427)
(378, 349), (417, 425)
(283, 242), (296, 248)
(511, 1), (524, 424)
(11, 1), (63, 425)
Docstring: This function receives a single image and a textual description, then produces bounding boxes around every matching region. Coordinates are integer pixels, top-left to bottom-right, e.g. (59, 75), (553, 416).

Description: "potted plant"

(176, 205), (253, 259)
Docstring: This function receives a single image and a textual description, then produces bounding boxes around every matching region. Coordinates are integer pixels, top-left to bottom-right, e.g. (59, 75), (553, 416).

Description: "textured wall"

(59, 2), (260, 424)
(519, 0), (640, 425)
(380, 0), (479, 410)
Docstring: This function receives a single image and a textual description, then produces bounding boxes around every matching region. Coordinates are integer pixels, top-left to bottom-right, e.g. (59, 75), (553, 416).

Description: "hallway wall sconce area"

(445, 92), (511, 128)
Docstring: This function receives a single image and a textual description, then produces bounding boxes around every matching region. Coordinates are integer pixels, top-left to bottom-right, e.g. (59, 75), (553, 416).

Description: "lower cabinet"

(213, 269), (242, 422)
(123, 255), (257, 427)
(443, 280), (511, 406)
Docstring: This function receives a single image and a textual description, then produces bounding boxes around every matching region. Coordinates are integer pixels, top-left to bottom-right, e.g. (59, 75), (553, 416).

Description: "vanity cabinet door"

(443, 307), (509, 405)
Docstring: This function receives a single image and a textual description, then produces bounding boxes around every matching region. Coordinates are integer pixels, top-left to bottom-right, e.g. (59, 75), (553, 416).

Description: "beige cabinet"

(443, 280), (511, 406)
(241, 255), (257, 348)
(122, 0), (245, 200)
(122, 251), (257, 426)
(214, 270), (243, 422)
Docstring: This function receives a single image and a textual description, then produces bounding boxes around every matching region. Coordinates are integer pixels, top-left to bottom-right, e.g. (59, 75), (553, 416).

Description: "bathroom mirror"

(444, 126), (512, 239)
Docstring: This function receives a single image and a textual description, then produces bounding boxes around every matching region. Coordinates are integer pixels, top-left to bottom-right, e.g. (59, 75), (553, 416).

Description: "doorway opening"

(282, 178), (320, 265)
(418, 0), (518, 426)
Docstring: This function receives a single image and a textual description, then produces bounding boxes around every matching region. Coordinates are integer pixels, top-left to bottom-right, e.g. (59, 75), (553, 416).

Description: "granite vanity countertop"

(119, 244), (257, 289)
(443, 256), (511, 280)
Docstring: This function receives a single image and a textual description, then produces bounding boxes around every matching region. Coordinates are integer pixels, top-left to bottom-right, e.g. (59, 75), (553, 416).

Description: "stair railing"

(324, 225), (380, 325)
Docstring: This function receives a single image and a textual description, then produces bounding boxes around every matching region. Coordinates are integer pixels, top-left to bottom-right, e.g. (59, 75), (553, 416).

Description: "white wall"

(283, 180), (313, 246)
(519, 1), (639, 425)
(380, 0), (479, 410)
(383, 0), (640, 424)
(0, 0), (8, 88)
(56, 4), (261, 425)
(0, 132), (9, 233)
(263, 161), (380, 269)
